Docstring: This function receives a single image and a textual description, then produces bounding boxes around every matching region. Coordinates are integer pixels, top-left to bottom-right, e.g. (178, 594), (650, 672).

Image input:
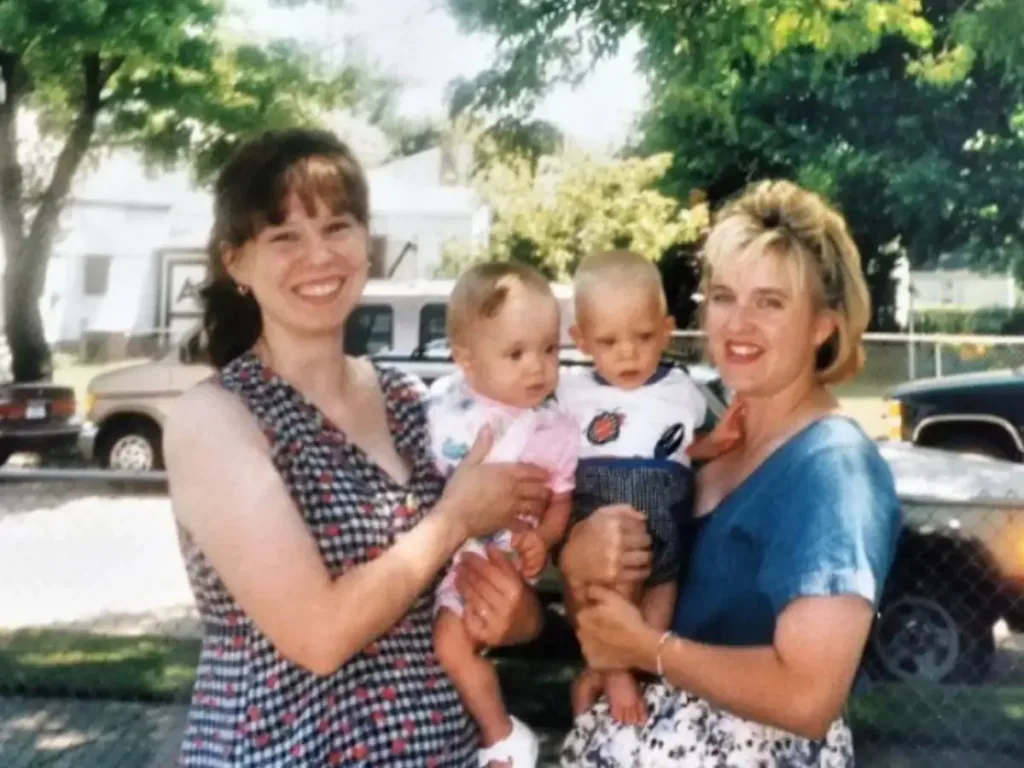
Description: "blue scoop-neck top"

(672, 416), (902, 647)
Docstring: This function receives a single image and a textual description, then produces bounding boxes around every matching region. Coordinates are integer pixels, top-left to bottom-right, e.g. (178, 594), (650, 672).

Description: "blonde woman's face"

(703, 250), (835, 398)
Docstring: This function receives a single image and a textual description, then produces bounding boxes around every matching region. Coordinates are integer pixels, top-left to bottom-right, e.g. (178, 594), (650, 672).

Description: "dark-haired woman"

(164, 128), (551, 766)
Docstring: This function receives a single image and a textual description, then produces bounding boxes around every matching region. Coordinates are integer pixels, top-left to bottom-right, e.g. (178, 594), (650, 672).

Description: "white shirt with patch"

(556, 366), (707, 464)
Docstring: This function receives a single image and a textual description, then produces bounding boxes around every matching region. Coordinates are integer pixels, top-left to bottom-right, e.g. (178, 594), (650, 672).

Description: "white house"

(908, 268), (1022, 311)
(34, 146), (489, 355)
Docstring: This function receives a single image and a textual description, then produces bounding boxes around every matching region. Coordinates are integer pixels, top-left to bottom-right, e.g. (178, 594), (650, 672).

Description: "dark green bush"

(910, 307), (1024, 336)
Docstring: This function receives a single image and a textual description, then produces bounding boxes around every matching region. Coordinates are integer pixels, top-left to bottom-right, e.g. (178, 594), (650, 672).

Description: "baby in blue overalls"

(560, 249), (735, 723)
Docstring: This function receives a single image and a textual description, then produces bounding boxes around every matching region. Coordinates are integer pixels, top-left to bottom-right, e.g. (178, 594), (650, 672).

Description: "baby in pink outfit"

(425, 261), (579, 767)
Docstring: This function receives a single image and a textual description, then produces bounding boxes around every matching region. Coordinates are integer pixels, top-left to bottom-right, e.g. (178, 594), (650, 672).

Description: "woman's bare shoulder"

(164, 380), (262, 464)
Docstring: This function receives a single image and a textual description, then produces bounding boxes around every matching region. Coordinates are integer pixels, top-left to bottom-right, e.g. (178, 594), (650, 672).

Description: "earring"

(237, 283), (250, 296)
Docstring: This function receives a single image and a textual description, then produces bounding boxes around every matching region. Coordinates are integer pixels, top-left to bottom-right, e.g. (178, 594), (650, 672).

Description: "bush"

(910, 307), (1024, 336)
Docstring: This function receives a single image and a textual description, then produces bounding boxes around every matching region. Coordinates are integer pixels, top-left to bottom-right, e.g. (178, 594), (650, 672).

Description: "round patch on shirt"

(586, 410), (625, 445)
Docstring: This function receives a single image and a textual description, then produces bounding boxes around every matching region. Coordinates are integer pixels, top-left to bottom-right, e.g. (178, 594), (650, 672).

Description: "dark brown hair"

(201, 128), (370, 367)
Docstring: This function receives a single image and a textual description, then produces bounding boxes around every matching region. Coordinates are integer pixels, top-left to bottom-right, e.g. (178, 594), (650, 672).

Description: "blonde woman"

(558, 180), (902, 767)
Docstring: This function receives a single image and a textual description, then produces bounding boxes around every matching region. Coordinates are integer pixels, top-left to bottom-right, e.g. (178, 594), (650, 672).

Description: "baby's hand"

(511, 530), (548, 580)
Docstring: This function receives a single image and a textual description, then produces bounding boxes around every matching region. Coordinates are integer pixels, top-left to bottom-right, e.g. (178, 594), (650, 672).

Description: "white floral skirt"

(560, 681), (854, 767)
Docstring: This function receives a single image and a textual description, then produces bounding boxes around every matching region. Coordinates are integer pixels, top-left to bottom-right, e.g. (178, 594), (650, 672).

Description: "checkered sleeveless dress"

(176, 352), (476, 766)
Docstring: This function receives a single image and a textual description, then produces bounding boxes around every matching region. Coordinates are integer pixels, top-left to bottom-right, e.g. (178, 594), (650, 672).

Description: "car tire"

(865, 586), (995, 685)
(932, 435), (1015, 462)
(0, 447), (10, 468)
(100, 423), (164, 472)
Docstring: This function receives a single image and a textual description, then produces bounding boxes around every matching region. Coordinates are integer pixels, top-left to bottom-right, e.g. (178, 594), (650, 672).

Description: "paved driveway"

(0, 480), (197, 638)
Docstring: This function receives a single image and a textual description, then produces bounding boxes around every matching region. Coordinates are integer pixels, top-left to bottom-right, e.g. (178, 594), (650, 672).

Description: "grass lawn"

(4, 628), (1024, 750)
(0, 630), (199, 702)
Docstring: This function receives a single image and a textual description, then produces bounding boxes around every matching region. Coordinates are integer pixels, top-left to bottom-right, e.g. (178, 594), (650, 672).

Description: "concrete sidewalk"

(0, 697), (567, 767)
(0, 697), (186, 768)
(4, 696), (1024, 767)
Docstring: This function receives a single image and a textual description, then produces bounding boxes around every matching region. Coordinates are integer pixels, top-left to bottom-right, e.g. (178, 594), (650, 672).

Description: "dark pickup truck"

(886, 368), (1024, 462)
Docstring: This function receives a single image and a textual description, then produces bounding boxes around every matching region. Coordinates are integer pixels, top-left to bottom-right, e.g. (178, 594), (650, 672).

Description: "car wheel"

(866, 589), (995, 685)
(101, 424), (163, 471)
(933, 435), (1015, 462)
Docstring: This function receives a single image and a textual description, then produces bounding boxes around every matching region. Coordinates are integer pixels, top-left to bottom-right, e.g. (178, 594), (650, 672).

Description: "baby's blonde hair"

(701, 180), (871, 385)
(573, 249), (667, 319)
(447, 260), (555, 344)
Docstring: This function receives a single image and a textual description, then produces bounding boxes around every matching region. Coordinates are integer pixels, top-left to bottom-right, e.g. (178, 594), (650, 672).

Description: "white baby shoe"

(477, 716), (539, 767)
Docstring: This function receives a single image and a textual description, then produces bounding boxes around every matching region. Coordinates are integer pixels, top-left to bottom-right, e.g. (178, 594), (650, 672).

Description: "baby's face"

(458, 287), (561, 409)
(573, 284), (674, 390)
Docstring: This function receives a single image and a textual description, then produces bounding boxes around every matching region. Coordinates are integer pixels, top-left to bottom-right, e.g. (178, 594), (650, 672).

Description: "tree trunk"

(0, 53), (113, 381)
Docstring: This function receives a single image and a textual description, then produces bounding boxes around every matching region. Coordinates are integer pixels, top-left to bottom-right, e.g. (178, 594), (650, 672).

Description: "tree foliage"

(447, 0), (933, 115)
(0, 0), (369, 381)
(441, 146), (705, 282)
(448, 0), (1024, 329)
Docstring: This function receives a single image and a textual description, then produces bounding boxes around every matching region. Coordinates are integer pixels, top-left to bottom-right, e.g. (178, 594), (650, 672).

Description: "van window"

(419, 303), (447, 347)
(345, 305), (394, 355)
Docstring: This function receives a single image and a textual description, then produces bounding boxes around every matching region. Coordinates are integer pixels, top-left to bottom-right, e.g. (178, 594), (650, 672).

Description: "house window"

(345, 305), (393, 355)
(419, 303), (447, 347)
(83, 255), (111, 297)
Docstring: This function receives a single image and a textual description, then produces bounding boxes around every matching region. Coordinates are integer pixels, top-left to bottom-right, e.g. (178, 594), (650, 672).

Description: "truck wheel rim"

(109, 435), (154, 471)
(871, 595), (961, 681)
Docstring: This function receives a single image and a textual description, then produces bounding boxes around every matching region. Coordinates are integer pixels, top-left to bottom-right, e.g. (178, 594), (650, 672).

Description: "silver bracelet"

(656, 631), (674, 677)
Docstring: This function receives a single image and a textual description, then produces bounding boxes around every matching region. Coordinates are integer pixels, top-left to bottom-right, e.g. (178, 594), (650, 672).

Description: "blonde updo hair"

(700, 180), (871, 385)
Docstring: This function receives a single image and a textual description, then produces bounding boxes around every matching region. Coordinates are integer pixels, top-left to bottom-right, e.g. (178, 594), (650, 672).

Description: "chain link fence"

(671, 330), (1024, 392)
(3, 470), (1024, 767)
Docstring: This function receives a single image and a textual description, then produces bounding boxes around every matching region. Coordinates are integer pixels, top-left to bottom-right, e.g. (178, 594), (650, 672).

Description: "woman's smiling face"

(225, 193), (369, 342)
(703, 249), (835, 399)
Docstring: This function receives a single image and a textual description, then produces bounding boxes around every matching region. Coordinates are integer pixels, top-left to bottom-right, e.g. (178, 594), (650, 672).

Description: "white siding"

(911, 269), (1022, 310)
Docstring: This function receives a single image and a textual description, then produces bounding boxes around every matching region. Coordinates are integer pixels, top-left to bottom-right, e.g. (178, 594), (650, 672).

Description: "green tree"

(0, 0), (368, 381)
(447, 0), (932, 114)
(637, 0), (1024, 328)
(448, 0), (1024, 329)
(441, 146), (705, 281)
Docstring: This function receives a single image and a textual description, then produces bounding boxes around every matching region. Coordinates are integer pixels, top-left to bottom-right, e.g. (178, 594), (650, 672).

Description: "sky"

(229, 0), (648, 153)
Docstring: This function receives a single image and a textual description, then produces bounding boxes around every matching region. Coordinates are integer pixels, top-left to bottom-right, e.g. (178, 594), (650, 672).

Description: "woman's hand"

(577, 585), (661, 673)
(440, 426), (551, 540)
(687, 397), (746, 461)
(571, 667), (606, 716)
(455, 545), (544, 649)
(559, 505), (652, 587)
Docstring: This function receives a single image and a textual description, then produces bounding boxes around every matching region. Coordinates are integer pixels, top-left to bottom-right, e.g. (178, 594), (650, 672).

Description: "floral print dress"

(176, 353), (476, 766)
(560, 682), (854, 767)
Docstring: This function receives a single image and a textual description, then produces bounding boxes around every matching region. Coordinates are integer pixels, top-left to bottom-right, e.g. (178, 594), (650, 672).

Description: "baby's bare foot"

(605, 670), (647, 725)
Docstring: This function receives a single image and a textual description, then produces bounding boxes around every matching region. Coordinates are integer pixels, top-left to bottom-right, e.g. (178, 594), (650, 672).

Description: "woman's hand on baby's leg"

(456, 546), (544, 648)
(511, 530), (548, 580)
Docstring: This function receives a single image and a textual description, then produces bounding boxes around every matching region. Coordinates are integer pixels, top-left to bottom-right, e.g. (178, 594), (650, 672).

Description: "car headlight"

(885, 398), (904, 442)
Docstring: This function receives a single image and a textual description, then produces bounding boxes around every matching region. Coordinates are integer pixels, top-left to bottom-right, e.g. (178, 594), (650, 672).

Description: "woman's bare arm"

(166, 383), (543, 676)
(604, 593), (874, 739)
